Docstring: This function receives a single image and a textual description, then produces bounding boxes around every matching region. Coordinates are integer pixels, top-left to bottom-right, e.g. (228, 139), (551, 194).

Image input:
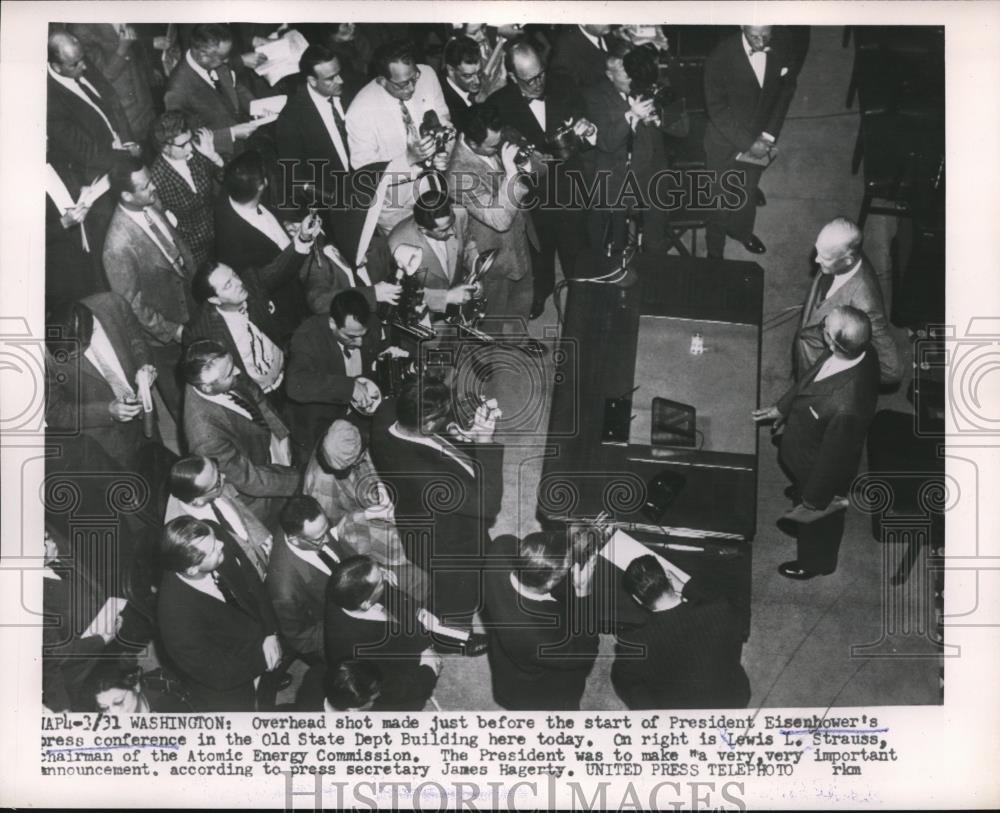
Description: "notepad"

(600, 529), (691, 586)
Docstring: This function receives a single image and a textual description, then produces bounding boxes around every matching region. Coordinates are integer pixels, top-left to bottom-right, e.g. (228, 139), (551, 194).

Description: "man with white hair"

(796, 217), (902, 387)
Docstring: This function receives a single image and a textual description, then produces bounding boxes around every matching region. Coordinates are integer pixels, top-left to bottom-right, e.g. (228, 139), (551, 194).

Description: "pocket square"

(780, 66), (790, 77)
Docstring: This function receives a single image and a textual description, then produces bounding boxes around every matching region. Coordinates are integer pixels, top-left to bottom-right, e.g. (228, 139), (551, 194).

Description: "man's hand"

(262, 634), (283, 671)
(408, 134), (437, 164)
(374, 280), (402, 305)
(746, 137), (771, 159)
(115, 26), (136, 56)
(573, 118), (597, 139)
(467, 397), (501, 444)
(109, 397), (142, 422)
(231, 120), (264, 140)
(297, 212), (323, 242)
(392, 244), (423, 276)
(60, 202), (91, 229)
(500, 142), (528, 176)
(431, 151), (450, 172)
(751, 405), (782, 424)
(629, 96), (656, 121)
(446, 284), (477, 306)
(136, 363), (158, 387)
(123, 142), (143, 158)
(351, 378), (373, 410)
(419, 647), (443, 676)
(241, 51), (267, 70)
(571, 554), (598, 597)
(174, 324), (184, 342)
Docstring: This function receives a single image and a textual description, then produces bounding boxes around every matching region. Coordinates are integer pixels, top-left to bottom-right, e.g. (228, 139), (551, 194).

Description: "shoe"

(778, 561), (829, 580)
(528, 298), (546, 320)
(755, 188), (767, 207)
(741, 235), (766, 254)
(462, 632), (489, 657)
(520, 339), (548, 357)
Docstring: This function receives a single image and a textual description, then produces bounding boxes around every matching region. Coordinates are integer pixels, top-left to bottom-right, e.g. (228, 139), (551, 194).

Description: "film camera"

(500, 127), (537, 167)
(550, 118), (595, 160)
(420, 110), (456, 159)
(624, 43), (686, 133)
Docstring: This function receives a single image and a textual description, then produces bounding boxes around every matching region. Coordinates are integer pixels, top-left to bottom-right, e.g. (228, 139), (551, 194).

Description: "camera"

(420, 110), (456, 158)
(500, 127), (537, 167)
(550, 119), (590, 160)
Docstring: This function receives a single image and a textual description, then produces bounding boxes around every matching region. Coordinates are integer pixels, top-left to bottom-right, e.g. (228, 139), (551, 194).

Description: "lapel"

(416, 228), (450, 286)
(300, 91), (339, 159)
(49, 76), (109, 139)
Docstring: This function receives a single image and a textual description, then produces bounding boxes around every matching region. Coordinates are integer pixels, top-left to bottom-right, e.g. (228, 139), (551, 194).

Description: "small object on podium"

(690, 332), (704, 355)
(734, 145), (777, 167)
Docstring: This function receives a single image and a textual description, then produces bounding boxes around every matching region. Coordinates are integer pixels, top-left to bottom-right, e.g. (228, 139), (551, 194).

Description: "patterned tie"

(238, 304), (272, 377)
(329, 98), (351, 161)
(399, 99), (419, 141)
(228, 388), (270, 431)
(142, 209), (186, 274)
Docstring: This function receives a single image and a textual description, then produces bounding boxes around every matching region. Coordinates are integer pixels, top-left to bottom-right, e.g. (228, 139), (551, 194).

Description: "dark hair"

(323, 661), (381, 710)
(46, 300), (94, 355)
(623, 554), (674, 607)
(329, 288), (371, 328)
(444, 36), (482, 70)
(412, 190), (452, 231)
(300, 43), (338, 78)
(168, 455), (212, 503)
(516, 531), (570, 591)
(605, 36), (632, 64)
(152, 110), (190, 151)
(179, 339), (228, 386)
(395, 377), (451, 431)
(461, 103), (502, 145)
(189, 23), (233, 51)
(504, 37), (540, 75)
(623, 43), (660, 87)
(190, 260), (223, 304)
(159, 515), (216, 573)
(373, 39), (416, 80)
(279, 495), (325, 538)
(327, 555), (379, 611)
(223, 150), (267, 203)
(109, 155), (147, 198)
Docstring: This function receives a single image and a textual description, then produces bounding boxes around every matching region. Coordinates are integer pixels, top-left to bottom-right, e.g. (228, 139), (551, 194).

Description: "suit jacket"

(182, 380), (300, 523)
(703, 32), (798, 166)
(486, 78), (587, 155)
(777, 350), (880, 509)
(157, 536), (278, 711)
(164, 54), (255, 156)
(482, 535), (599, 711)
(45, 292), (153, 468)
(67, 24), (156, 140)
(266, 528), (355, 659)
(445, 138), (537, 283)
(549, 26), (609, 91)
(439, 71), (475, 132)
(797, 256), (902, 385)
(46, 70), (134, 182)
(285, 313), (386, 449)
(149, 151), (219, 266)
(611, 586), (750, 710)
(183, 243), (304, 377)
(386, 208), (479, 313)
(102, 204), (197, 347)
(299, 234), (392, 316)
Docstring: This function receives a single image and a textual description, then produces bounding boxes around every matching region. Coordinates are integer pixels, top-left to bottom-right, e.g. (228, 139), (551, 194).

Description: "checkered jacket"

(149, 151), (219, 266)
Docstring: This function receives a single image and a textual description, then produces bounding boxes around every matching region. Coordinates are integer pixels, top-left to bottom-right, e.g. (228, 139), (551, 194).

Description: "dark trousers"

(705, 157), (764, 257)
(795, 507), (847, 574)
(530, 208), (585, 302)
(150, 342), (183, 420)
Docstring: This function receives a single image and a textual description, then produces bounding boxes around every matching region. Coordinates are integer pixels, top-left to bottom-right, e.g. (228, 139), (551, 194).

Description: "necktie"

(597, 37), (607, 52)
(329, 98), (351, 160)
(142, 209), (186, 274)
(342, 345), (354, 361)
(816, 273), (835, 303)
(76, 78), (121, 142)
(210, 501), (242, 539)
(317, 545), (340, 572)
(209, 67), (239, 115)
(399, 99), (419, 141)
(228, 388), (270, 431)
(89, 348), (135, 400)
(210, 570), (241, 609)
(238, 305), (271, 377)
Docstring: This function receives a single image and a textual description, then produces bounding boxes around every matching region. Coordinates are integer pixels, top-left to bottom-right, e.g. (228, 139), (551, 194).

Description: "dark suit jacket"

(164, 55), (255, 156)
(612, 586), (750, 710)
(102, 204), (197, 347)
(47, 70), (134, 181)
(149, 151), (219, 266)
(797, 256), (902, 385)
(157, 536), (278, 711)
(285, 312), (386, 450)
(777, 350), (880, 509)
(266, 528), (354, 659)
(549, 26), (608, 91)
(182, 380), (300, 522)
(439, 71), (474, 132)
(482, 535), (598, 711)
(45, 292), (153, 468)
(486, 78), (587, 155)
(703, 32), (798, 166)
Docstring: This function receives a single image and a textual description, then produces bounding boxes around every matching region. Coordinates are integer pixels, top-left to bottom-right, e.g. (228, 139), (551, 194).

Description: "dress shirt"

(47, 65), (122, 145)
(527, 97), (546, 132)
(163, 153), (198, 193)
(825, 258), (862, 301)
(814, 350), (866, 382)
(387, 421), (475, 476)
(340, 341), (363, 378)
(286, 534), (341, 576)
(425, 235), (451, 280)
(306, 84), (350, 169)
(447, 77), (474, 107)
(578, 26), (607, 51)
(343, 603), (389, 623)
(228, 198), (291, 251)
(84, 316), (134, 398)
(217, 306), (285, 392)
(185, 48), (232, 91)
(169, 495), (251, 541)
(743, 33), (768, 88)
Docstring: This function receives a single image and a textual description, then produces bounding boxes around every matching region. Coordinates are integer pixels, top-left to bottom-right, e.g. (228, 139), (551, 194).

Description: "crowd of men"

(43, 21), (899, 714)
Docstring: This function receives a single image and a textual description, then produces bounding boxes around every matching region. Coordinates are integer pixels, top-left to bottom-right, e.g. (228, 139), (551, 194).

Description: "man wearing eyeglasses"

(752, 306), (880, 580)
(345, 39), (453, 233)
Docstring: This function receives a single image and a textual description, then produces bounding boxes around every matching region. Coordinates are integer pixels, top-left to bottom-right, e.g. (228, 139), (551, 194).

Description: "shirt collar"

(186, 49), (218, 88)
(818, 350), (866, 379)
(743, 33), (770, 58)
(387, 421), (475, 477)
(510, 572), (557, 602)
(447, 76), (473, 105)
(48, 64), (82, 93)
(285, 534), (335, 575)
(578, 26), (604, 50)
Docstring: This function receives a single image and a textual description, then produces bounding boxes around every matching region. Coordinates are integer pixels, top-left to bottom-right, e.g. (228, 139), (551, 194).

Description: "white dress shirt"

(217, 306), (285, 392)
(48, 65), (123, 145)
(286, 534), (341, 576)
(307, 84), (350, 169)
(825, 258), (862, 300)
(815, 350), (865, 382)
(527, 97), (546, 132)
(167, 495), (250, 541)
(84, 316), (134, 398)
(447, 77), (474, 107)
(578, 26), (606, 52)
(229, 198), (291, 250)
(163, 154), (198, 193)
(743, 33), (768, 88)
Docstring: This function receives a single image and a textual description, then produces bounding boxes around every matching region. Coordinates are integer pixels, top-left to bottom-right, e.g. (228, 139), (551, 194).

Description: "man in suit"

(275, 44), (352, 218)
(753, 306), (880, 579)
(181, 340), (300, 524)
(163, 23), (264, 158)
(323, 555), (441, 711)
(47, 30), (140, 183)
(612, 555), (750, 710)
(285, 289), (388, 451)
(102, 156), (197, 417)
(549, 24), (612, 92)
(796, 218), (902, 387)
(345, 39), (452, 233)
(67, 23), (157, 143)
(157, 516), (283, 711)
(149, 111), (224, 266)
(486, 37), (596, 318)
(703, 25), (798, 257)
(267, 496), (358, 664)
(439, 36), (484, 132)
(446, 104), (545, 352)
(164, 455), (274, 584)
(370, 377), (503, 627)
(387, 190), (480, 321)
(483, 532), (599, 711)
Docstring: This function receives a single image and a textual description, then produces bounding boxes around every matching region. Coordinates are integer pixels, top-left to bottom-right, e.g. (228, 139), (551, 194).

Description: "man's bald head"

(48, 31), (86, 79)
(815, 217), (863, 275)
(825, 305), (871, 359)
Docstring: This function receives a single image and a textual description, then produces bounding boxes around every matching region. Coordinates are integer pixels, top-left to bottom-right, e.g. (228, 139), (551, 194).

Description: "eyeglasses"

(170, 136), (193, 150)
(385, 68), (421, 90)
(516, 68), (546, 87)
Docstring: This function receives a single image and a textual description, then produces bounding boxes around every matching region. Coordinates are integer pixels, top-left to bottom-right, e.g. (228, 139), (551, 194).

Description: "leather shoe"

(741, 235), (766, 254)
(755, 188), (767, 207)
(462, 632), (489, 657)
(528, 298), (546, 320)
(778, 561), (831, 580)
(520, 339), (548, 357)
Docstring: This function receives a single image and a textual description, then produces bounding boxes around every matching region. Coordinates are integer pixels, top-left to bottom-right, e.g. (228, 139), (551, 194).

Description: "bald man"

(754, 306), (880, 579)
(796, 218), (902, 386)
